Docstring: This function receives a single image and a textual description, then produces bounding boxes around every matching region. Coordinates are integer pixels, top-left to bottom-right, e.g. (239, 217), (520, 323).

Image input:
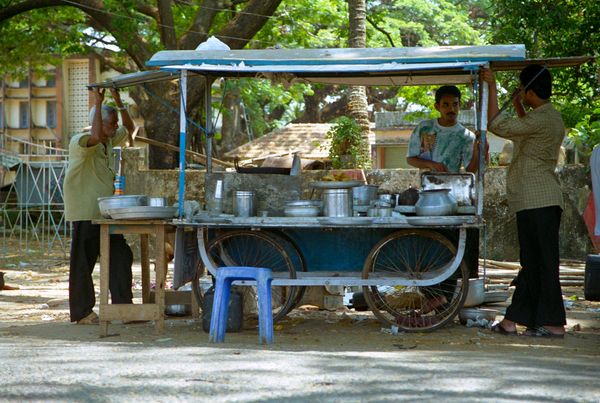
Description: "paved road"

(1, 317), (599, 402)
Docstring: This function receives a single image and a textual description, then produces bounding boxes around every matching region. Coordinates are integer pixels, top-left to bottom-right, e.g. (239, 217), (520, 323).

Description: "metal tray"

(405, 216), (472, 226)
(318, 217), (374, 226)
(309, 180), (363, 189)
(107, 206), (178, 220)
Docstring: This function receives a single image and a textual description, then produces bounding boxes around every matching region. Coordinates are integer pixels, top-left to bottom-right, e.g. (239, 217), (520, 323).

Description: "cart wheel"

(262, 230), (307, 312)
(191, 260), (212, 309)
(204, 230), (299, 323)
(362, 229), (469, 332)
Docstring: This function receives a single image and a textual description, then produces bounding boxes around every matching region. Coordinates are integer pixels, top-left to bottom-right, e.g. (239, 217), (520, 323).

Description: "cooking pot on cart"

(415, 189), (457, 216)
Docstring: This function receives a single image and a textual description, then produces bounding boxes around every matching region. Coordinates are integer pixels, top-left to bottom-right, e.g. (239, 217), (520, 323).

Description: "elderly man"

(64, 88), (135, 324)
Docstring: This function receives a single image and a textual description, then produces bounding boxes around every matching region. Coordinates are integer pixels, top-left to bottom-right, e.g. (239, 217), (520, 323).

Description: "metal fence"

(1, 140), (70, 267)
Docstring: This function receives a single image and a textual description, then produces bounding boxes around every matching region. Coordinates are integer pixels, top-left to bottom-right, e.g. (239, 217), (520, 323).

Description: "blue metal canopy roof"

(147, 45), (526, 67)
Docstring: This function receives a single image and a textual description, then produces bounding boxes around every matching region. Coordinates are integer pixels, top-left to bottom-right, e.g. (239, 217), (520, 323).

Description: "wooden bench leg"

(141, 234), (150, 303)
(155, 225), (166, 334)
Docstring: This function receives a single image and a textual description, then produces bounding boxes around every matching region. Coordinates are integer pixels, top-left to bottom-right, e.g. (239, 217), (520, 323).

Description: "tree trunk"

(347, 0), (371, 167)
(219, 85), (248, 156)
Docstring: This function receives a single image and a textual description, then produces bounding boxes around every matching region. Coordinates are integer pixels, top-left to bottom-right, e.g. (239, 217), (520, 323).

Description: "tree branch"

(157, 0), (177, 50)
(132, 1), (158, 19)
(366, 16), (396, 47)
(0, 0), (152, 70)
(179, 0), (221, 50)
(0, 0), (66, 21)
(216, 0), (282, 49)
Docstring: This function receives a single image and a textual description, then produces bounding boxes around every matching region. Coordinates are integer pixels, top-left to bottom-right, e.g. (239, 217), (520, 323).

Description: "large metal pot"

(98, 195), (147, 218)
(352, 185), (378, 206)
(323, 188), (353, 217)
(415, 188), (457, 216)
(463, 278), (485, 307)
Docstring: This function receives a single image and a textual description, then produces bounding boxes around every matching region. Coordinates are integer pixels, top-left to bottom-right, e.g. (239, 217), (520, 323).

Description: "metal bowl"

(284, 205), (320, 217)
(458, 308), (497, 325)
(98, 195), (147, 218)
(148, 197), (168, 207)
(165, 304), (191, 316)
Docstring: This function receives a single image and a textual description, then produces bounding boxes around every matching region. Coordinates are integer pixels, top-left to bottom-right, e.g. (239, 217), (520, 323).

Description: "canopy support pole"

(177, 69), (188, 218)
(205, 76), (213, 173)
(477, 70), (489, 217)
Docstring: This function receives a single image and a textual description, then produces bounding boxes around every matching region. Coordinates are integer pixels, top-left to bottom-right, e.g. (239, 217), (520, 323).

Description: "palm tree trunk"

(347, 0), (371, 167)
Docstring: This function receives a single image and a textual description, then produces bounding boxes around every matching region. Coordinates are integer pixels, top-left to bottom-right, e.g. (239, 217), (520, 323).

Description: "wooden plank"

(100, 304), (160, 321)
(136, 135), (234, 168)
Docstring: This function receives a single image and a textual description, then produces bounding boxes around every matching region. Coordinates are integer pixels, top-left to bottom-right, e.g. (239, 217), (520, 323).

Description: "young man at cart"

(405, 85), (487, 321)
(64, 87), (135, 324)
(407, 85), (486, 174)
(482, 65), (566, 338)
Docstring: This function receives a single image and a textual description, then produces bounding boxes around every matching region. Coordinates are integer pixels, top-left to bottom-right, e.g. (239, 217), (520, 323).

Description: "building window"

(19, 102), (29, 128)
(19, 77), (29, 88)
(0, 102), (3, 128)
(46, 73), (56, 88)
(46, 101), (57, 128)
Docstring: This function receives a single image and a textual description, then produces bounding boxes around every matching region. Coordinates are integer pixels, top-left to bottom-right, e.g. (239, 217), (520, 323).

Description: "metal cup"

(233, 191), (255, 217)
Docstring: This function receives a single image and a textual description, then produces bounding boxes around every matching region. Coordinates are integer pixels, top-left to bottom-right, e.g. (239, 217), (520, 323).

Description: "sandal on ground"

(530, 326), (565, 339)
(521, 327), (539, 336)
(76, 312), (99, 325)
(490, 321), (517, 336)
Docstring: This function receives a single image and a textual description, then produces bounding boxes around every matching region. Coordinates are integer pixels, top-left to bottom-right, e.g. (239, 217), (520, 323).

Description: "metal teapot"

(415, 188), (457, 216)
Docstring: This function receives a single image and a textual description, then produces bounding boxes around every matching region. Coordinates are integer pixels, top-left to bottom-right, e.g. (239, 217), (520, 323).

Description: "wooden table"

(95, 219), (176, 336)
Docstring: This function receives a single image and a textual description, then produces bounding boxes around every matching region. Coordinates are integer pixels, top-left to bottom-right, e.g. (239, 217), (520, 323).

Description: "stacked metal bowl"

(283, 200), (321, 217)
(98, 195), (148, 218)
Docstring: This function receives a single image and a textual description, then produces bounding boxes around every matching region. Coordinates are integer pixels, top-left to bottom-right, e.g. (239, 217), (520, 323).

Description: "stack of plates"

(107, 206), (178, 220)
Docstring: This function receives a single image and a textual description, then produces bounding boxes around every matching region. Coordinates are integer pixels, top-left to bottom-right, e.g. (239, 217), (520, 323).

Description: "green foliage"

(325, 116), (369, 168)
(568, 107), (600, 158)
(489, 0), (600, 106)
(0, 6), (87, 76)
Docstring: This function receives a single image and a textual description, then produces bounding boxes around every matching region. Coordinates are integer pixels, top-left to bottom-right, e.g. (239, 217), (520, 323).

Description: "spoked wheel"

(262, 230), (307, 313)
(362, 229), (469, 332)
(203, 230), (299, 323)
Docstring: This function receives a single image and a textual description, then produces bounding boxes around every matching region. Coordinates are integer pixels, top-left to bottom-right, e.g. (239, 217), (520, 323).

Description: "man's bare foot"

(492, 319), (517, 333)
(76, 312), (99, 325)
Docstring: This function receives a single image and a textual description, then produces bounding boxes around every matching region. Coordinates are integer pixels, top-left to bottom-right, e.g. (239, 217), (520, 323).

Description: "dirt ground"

(1, 254), (600, 401)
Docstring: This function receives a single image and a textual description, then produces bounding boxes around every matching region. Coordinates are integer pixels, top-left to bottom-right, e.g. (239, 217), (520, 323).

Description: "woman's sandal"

(490, 321), (517, 335)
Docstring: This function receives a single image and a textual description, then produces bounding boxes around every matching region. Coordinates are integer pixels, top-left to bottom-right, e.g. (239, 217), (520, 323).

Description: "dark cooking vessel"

(397, 186), (419, 206)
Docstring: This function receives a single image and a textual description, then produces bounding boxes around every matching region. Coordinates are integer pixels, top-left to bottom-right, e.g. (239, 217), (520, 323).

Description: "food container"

(397, 186), (419, 206)
(98, 195), (147, 218)
(415, 188), (457, 216)
(284, 200), (321, 217)
(463, 277), (486, 307)
(323, 188), (353, 217)
(458, 308), (497, 325)
(233, 191), (255, 217)
(148, 197), (167, 207)
(165, 304), (191, 316)
(352, 185), (378, 206)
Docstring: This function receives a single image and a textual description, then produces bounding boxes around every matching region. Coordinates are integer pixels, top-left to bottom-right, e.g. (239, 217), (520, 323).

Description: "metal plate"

(318, 217), (375, 226)
(405, 216), (472, 226)
(309, 180), (363, 189)
(107, 206), (178, 220)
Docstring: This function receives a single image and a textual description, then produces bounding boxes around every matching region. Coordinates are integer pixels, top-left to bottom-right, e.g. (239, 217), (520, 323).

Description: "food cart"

(94, 45), (590, 331)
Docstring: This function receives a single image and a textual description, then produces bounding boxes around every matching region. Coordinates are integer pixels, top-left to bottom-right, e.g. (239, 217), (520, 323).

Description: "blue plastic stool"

(209, 266), (274, 344)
